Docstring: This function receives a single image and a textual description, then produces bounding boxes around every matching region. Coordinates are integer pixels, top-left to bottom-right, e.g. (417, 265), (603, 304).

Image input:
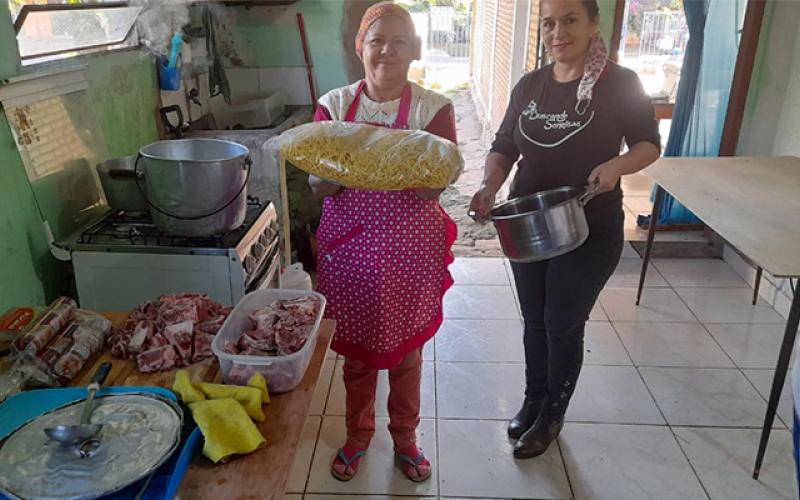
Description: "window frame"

(13, 1), (140, 63)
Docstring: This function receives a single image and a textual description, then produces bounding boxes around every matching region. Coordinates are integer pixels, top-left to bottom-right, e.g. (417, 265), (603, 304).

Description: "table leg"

(753, 288), (800, 479)
(637, 185), (664, 306)
(753, 267), (763, 305)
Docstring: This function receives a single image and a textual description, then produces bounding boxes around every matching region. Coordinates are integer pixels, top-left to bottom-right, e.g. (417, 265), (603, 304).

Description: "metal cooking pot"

(136, 139), (251, 237)
(96, 156), (149, 211)
(470, 183), (599, 263)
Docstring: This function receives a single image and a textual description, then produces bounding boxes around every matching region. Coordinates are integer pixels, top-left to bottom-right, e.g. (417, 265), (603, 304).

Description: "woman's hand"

(469, 184), (498, 221)
(309, 175), (343, 198)
(416, 188), (445, 200)
(584, 160), (623, 204)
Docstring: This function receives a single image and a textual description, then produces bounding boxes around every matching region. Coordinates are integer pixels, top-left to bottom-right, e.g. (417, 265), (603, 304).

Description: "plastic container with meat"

(212, 290), (326, 394)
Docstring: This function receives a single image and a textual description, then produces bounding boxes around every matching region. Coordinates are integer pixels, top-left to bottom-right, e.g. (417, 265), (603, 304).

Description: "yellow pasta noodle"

(279, 121), (464, 190)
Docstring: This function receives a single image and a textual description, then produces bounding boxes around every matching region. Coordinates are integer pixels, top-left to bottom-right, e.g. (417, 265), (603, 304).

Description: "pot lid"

(0, 393), (183, 500)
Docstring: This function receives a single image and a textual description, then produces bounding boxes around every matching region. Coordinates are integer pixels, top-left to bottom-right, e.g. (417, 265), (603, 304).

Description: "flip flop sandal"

(331, 448), (365, 482)
(395, 449), (432, 482)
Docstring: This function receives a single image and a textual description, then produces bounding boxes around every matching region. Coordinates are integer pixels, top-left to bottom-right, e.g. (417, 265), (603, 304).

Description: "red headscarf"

(356, 1), (422, 60)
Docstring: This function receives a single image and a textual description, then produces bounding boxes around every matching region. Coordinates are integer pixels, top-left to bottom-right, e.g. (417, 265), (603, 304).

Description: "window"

(10, 1), (141, 66)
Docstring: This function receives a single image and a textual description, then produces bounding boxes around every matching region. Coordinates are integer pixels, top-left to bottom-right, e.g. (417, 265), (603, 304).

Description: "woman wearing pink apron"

(309, 1), (457, 483)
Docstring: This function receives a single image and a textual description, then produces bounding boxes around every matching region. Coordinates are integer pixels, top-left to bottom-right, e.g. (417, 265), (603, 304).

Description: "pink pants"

(343, 346), (423, 450)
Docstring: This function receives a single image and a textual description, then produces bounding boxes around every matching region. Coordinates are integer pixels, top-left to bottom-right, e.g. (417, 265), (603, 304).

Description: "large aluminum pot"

(96, 156), (149, 211)
(471, 183), (599, 263)
(136, 139), (251, 236)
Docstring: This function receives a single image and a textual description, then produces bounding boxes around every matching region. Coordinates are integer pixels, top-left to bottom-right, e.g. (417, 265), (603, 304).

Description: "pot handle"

(133, 153), (252, 221)
(468, 209), (490, 225)
(578, 178), (601, 207)
(108, 169), (142, 179)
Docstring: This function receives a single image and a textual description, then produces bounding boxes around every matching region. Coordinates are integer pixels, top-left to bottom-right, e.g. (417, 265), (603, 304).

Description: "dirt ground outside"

(441, 89), (512, 258)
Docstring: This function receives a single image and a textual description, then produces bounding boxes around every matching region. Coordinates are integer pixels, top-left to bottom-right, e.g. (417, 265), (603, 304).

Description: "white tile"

(742, 369), (794, 429)
(437, 362), (524, 420)
(449, 257), (511, 285)
(674, 427), (798, 500)
(567, 366), (664, 425)
(621, 242), (640, 259)
(306, 496), (435, 500)
(325, 361), (436, 419)
(422, 341), (434, 362)
(560, 423), (708, 500)
(590, 301), (607, 321)
(438, 419), (571, 499)
(310, 359), (335, 416)
(615, 322), (735, 368)
(607, 258), (668, 288)
(653, 259), (749, 288)
(287, 416), (322, 493)
(444, 286), (520, 320)
(306, 417), (438, 496)
(326, 346), (336, 360)
(435, 319), (525, 363)
(706, 323), (790, 369)
(600, 288), (699, 323)
(640, 368), (775, 428)
(674, 288), (786, 324)
(584, 321), (632, 366)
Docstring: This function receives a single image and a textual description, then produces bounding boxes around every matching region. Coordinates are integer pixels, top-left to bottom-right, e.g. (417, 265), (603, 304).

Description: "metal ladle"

(44, 362), (112, 445)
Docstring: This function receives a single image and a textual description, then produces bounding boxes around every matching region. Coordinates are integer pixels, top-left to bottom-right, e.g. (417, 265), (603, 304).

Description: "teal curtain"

(652, 0), (746, 224)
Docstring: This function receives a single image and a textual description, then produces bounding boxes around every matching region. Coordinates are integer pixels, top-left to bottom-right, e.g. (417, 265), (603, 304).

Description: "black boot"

(507, 398), (543, 440)
(513, 414), (564, 459)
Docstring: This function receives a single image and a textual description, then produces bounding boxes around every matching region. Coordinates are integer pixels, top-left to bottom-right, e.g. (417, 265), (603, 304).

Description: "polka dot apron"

(316, 82), (457, 369)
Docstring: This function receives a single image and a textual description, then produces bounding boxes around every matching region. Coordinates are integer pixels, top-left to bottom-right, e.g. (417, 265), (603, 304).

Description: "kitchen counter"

(68, 312), (336, 500)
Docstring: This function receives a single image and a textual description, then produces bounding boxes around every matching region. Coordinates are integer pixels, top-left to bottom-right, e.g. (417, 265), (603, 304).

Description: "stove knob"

(244, 255), (256, 274)
(253, 242), (266, 259)
(259, 232), (270, 246)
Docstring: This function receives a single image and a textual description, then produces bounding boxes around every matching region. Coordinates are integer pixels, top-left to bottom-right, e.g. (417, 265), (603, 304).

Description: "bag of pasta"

(279, 121), (464, 190)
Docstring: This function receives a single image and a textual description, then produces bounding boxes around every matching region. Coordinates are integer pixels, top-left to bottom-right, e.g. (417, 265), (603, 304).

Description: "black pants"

(510, 208), (624, 420)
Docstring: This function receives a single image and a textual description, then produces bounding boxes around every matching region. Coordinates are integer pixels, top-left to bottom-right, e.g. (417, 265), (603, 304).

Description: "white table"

(637, 156), (800, 479)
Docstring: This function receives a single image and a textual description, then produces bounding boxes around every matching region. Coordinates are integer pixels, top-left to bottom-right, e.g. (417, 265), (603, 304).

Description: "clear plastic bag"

(0, 351), (57, 403)
(279, 121), (464, 190)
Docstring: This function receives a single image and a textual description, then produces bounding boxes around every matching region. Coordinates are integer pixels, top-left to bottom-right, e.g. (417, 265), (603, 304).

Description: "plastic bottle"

(280, 263), (312, 291)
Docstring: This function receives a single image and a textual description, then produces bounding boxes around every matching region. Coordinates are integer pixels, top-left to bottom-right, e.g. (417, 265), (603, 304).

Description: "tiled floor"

(288, 253), (798, 499)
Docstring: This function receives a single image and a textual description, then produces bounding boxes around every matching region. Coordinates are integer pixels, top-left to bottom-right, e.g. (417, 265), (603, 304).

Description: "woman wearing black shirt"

(470, 0), (661, 459)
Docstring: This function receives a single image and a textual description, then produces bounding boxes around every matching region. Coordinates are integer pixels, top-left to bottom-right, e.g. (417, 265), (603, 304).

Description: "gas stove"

(73, 199), (275, 254)
(70, 200), (281, 311)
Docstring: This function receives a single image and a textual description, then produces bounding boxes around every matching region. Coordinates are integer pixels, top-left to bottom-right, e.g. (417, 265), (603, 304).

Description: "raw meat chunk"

(163, 321), (194, 359)
(229, 365), (258, 386)
(195, 316), (225, 335)
(150, 333), (169, 348)
(249, 306), (277, 331)
(224, 340), (238, 355)
(137, 346), (178, 373)
(129, 320), (155, 355)
(276, 324), (314, 354)
(192, 331), (215, 362)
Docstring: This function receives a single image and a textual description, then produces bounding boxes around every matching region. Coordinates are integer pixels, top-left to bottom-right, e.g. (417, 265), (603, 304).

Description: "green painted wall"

(598, 0), (617, 47)
(0, 1), (159, 312)
(231, 1), (350, 96)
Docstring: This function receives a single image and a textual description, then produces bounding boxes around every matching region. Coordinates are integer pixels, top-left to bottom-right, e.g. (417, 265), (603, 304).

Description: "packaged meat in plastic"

(0, 351), (57, 403)
(14, 297), (77, 353)
(37, 322), (79, 368)
(49, 311), (112, 385)
(278, 121), (464, 190)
